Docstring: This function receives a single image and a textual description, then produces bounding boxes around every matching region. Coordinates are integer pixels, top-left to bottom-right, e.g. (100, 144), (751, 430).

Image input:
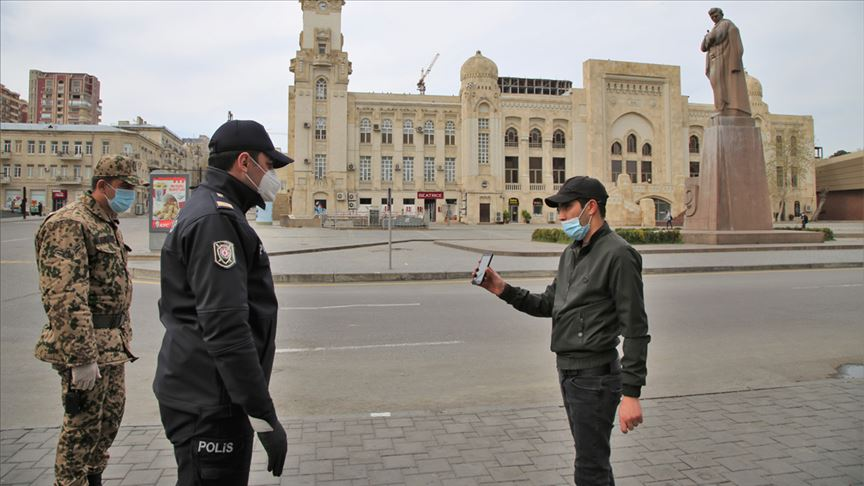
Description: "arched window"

(445, 121), (455, 145)
(360, 118), (371, 144)
(505, 128), (518, 147)
(532, 198), (543, 216)
(315, 78), (327, 100)
(315, 117), (326, 140)
(424, 120), (435, 145)
(642, 143), (652, 157)
(552, 129), (565, 148)
(611, 142), (622, 155)
(627, 134), (637, 153)
(381, 119), (393, 144)
(689, 135), (700, 154)
(529, 128), (542, 148)
(403, 119), (414, 144)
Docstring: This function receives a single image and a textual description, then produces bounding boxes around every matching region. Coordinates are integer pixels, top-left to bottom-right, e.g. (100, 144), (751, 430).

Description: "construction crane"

(417, 53), (439, 95)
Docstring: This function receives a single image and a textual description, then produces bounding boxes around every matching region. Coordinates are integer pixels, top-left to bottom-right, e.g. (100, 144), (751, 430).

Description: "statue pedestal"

(683, 116), (822, 244)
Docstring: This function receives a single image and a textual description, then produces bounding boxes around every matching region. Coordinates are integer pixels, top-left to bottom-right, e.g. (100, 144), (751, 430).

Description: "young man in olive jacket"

(475, 176), (650, 485)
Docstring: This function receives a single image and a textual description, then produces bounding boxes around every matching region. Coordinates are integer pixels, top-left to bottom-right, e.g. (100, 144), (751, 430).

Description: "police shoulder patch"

(213, 240), (236, 268)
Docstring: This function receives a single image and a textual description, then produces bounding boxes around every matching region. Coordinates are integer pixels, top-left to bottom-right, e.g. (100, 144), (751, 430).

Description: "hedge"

(779, 226), (835, 241)
(531, 227), (682, 244)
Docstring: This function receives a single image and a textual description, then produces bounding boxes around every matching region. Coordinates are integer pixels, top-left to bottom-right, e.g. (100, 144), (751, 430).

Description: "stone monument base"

(683, 229), (824, 245)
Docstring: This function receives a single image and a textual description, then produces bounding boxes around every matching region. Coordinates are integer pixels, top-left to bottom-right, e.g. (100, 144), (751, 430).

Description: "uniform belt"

(92, 314), (124, 329)
(560, 361), (619, 377)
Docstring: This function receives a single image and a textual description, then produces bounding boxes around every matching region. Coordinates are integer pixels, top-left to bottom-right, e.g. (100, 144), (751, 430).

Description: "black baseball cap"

(208, 120), (293, 168)
(544, 176), (608, 208)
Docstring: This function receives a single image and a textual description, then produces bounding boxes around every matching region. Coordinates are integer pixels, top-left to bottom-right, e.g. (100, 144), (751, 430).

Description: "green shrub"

(531, 227), (682, 244)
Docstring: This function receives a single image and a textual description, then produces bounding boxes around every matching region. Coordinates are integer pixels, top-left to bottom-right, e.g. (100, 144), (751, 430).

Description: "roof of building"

(0, 122), (132, 133)
(460, 50), (498, 81)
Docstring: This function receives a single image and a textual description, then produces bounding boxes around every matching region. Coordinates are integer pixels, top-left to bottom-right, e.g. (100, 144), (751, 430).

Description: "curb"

(130, 261), (863, 283)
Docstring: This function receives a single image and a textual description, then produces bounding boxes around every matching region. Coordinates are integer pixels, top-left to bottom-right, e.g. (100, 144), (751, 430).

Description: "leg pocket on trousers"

(191, 436), (247, 480)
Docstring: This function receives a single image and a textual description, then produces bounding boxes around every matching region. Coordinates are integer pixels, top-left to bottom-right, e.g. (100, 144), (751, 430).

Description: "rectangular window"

(403, 128), (413, 145)
(689, 161), (700, 178)
(776, 166), (785, 187)
(381, 156), (393, 182)
(102, 141), (110, 155)
(74, 166), (81, 178)
(38, 141), (46, 154)
(478, 118), (489, 130)
(27, 141), (35, 154)
(1, 165), (8, 176)
(478, 133), (489, 165)
(314, 154), (326, 180)
(611, 160), (622, 182)
(445, 157), (456, 183)
(552, 157), (565, 184)
(791, 167), (799, 188)
(424, 157), (435, 183)
(529, 157), (542, 184)
(2, 140), (10, 152)
(360, 131), (371, 144)
(318, 42), (326, 54)
(61, 141), (69, 154)
(315, 117), (326, 140)
(359, 156), (371, 182)
(85, 141), (92, 155)
(359, 198), (372, 205)
(74, 142), (82, 155)
(626, 160), (638, 183)
(37, 164), (45, 177)
(445, 123), (455, 145)
(402, 157), (414, 182)
(640, 161), (652, 183)
(402, 198), (415, 205)
(381, 197), (393, 207)
(13, 164), (22, 177)
(505, 156), (519, 184)
(14, 140), (22, 152)
(27, 165), (34, 178)
(51, 141), (58, 154)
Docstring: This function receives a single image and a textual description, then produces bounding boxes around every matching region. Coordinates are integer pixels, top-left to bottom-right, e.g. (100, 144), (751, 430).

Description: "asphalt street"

(1, 214), (862, 430)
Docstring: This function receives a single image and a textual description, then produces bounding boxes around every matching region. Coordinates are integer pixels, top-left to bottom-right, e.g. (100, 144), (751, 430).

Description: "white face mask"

(246, 156), (281, 202)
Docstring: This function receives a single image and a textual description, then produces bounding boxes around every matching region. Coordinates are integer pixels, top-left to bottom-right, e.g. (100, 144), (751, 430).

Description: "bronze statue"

(701, 8), (751, 116)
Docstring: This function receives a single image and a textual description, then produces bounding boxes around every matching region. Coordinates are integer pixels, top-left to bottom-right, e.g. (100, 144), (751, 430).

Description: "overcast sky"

(2, 1), (862, 156)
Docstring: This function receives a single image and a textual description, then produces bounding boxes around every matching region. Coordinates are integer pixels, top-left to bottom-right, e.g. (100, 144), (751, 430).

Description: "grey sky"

(2, 1), (862, 156)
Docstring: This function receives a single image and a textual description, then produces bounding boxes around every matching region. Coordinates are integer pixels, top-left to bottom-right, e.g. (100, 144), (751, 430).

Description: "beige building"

(1, 84), (28, 123)
(0, 123), (183, 214)
(815, 150), (864, 220)
(28, 70), (102, 125)
(115, 117), (205, 187)
(284, 0), (816, 226)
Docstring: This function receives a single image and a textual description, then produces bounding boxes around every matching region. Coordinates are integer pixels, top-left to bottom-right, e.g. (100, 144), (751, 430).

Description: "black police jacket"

(154, 168), (280, 424)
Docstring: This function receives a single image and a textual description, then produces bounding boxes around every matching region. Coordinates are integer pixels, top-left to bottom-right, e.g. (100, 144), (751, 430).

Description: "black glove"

(256, 420), (287, 476)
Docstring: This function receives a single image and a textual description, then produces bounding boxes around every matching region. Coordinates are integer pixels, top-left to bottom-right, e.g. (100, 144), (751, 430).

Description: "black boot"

(87, 473), (102, 486)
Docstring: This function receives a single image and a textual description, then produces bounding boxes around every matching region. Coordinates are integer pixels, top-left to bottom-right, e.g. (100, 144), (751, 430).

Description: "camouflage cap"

(93, 155), (147, 186)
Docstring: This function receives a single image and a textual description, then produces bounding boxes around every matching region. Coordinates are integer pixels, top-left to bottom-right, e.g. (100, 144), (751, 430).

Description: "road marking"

(792, 283), (863, 290)
(0, 238), (30, 243)
(276, 340), (463, 354)
(280, 303), (421, 311)
(0, 260), (33, 264)
(370, 412), (391, 417)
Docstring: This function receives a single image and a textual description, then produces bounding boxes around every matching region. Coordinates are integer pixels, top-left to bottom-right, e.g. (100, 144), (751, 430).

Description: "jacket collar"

(573, 221), (611, 253)
(202, 167), (265, 212)
(82, 192), (118, 226)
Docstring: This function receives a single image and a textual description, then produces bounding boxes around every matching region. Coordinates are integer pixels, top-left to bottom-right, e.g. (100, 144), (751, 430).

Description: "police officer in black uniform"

(154, 120), (292, 485)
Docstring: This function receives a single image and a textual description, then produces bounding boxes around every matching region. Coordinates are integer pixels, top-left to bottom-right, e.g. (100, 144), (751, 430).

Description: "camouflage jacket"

(34, 193), (135, 366)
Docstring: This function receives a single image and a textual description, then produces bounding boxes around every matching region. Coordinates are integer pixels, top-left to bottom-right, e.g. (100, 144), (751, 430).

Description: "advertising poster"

(150, 174), (188, 232)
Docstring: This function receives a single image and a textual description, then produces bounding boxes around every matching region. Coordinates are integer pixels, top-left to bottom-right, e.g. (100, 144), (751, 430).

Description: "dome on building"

(746, 71), (763, 98)
(460, 50), (498, 81)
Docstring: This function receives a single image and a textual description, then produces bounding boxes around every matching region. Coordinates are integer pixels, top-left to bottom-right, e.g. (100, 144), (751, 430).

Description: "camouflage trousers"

(53, 363), (126, 486)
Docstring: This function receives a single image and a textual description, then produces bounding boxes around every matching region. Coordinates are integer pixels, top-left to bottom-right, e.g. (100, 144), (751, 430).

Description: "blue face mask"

(106, 185), (136, 213)
(560, 204), (592, 241)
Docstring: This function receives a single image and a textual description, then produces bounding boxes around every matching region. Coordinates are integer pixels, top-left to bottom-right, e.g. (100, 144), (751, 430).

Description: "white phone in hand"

(472, 253), (494, 285)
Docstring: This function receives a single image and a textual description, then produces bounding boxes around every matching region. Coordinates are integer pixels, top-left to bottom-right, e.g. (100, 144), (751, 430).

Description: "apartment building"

(28, 70), (102, 125)
(0, 84), (28, 123)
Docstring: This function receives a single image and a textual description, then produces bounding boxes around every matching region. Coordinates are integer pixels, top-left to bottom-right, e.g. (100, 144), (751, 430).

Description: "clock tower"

(288, 0), (351, 217)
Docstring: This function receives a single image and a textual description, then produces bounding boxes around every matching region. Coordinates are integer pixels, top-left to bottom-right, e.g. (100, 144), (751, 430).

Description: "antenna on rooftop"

(417, 53), (439, 95)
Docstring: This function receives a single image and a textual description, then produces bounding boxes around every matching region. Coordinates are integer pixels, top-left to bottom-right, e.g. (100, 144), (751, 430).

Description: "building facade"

(285, 0), (816, 226)
(28, 70), (102, 125)
(815, 150), (864, 221)
(0, 84), (28, 123)
(0, 123), (189, 215)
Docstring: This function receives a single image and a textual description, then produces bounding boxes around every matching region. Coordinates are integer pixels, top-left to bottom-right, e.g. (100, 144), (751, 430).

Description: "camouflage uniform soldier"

(35, 155), (145, 486)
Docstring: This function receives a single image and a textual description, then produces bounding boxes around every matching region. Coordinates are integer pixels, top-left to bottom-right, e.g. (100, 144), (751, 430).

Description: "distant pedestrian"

(154, 119), (293, 484)
(34, 155), (143, 486)
(474, 176), (650, 485)
(666, 211), (673, 229)
(37, 201), (43, 216)
(801, 213), (809, 229)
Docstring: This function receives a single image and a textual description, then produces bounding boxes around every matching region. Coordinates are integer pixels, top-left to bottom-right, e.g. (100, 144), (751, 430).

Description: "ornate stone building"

(284, 0), (816, 225)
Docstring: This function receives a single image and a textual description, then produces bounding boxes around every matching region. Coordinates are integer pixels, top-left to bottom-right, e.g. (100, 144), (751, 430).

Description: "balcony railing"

(529, 183), (546, 192)
(552, 142), (565, 149)
(0, 151), (11, 159)
(54, 175), (83, 185)
(504, 141), (519, 148)
(58, 151), (83, 161)
(505, 183), (521, 191)
(0, 176), (10, 184)
(553, 183), (563, 191)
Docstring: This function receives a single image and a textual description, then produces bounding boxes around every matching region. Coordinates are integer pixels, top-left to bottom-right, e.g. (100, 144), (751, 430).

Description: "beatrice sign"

(417, 191), (444, 199)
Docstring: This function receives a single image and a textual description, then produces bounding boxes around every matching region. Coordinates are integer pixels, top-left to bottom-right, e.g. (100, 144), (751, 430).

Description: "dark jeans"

(558, 360), (622, 486)
(159, 404), (254, 486)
